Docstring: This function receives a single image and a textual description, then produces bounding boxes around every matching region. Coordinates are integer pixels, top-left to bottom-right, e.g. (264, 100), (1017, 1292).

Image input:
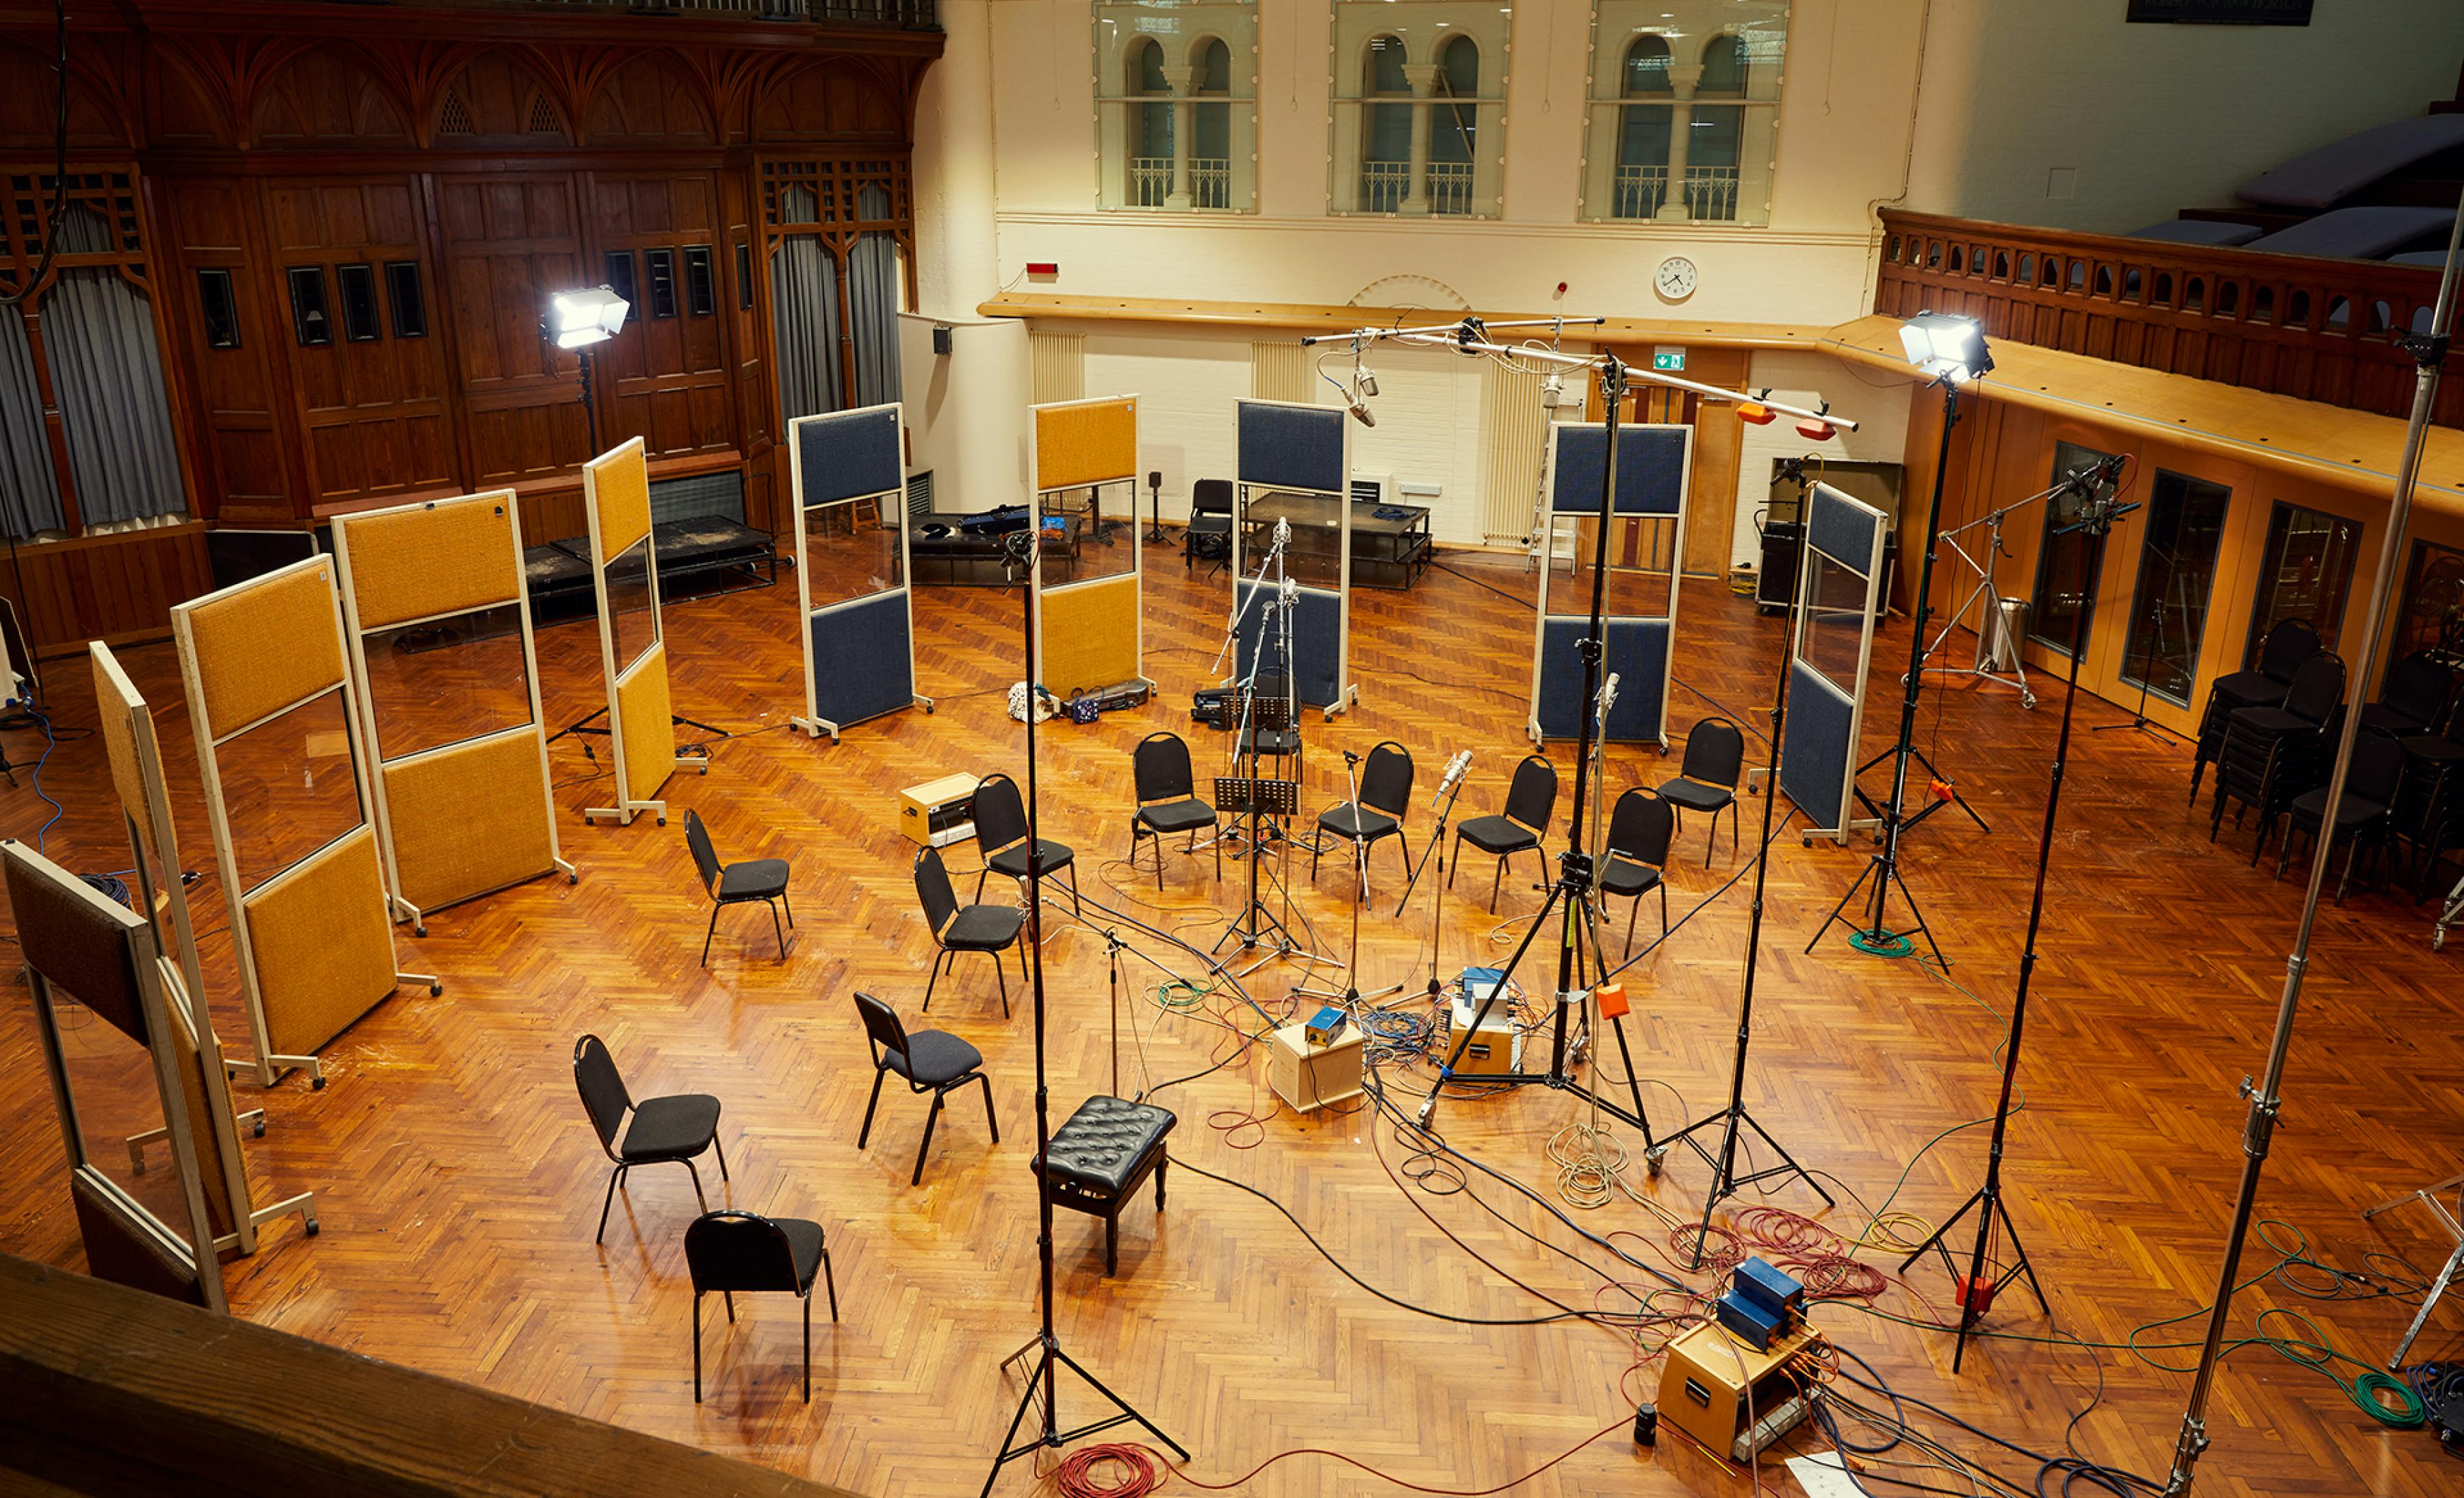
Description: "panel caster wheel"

(925, 702), (936, 715)
(131, 1156), (146, 1176)
(305, 1216), (320, 1237)
(254, 1117), (268, 1138)
(568, 873), (579, 885)
(656, 815), (667, 826)
(413, 924), (427, 938)
(430, 982), (444, 996)
(311, 1075), (327, 1091)
(2436, 927), (2448, 952)
(2022, 694), (2038, 710)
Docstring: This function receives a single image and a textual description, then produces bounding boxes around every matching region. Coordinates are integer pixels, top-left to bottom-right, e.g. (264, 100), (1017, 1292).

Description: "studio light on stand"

(1808, 310), (1990, 966)
(545, 285), (630, 454)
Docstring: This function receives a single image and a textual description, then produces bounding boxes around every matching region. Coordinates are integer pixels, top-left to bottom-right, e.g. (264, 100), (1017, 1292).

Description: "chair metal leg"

(973, 868), (989, 904)
(683, 1158), (708, 1213)
(923, 950), (945, 1013)
(1660, 881), (1669, 937)
(858, 1067), (887, 1149)
(723, 1289), (735, 1323)
(1106, 1214), (1118, 1276)
(822, 1245), (839, 1321)
(1212, 827), (1221, 880)
(992, 950), (1011, 1019)
(595, 1164), (626, 1243)
(802, 1288), (811, 1404)
(769, 900), (786, 957)
(1070, 872), (1084, 919)
(702, 905), (720, 967)
(979, 1071), (1000, 1142)
(914, 1091), (945, 1185)
(1313, 836), (1322, 880)
(1157, 1156), (1168, 1212)
(1489, 857), (1503, 913)
(782, 891), (793, 928)
(1448, 832), (1462, 888)
(713, 1132), (730, 1182)
(2337, 838), (2359, 904)
(1626, 898), (1639, 955)
(692, 1292), (702, 1403)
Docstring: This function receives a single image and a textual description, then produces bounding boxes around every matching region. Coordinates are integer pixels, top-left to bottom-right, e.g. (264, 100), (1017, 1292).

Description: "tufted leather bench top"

(1036, 1095), (1176, 1195)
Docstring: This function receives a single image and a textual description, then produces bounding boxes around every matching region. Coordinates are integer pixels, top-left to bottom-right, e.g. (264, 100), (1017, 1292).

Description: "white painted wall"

(899, 312), (1031, 513)
(1904, 0), (2464, 235)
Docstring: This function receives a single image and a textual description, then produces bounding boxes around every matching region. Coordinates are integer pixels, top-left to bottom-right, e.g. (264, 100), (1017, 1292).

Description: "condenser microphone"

(1437, 750), (1471, 798)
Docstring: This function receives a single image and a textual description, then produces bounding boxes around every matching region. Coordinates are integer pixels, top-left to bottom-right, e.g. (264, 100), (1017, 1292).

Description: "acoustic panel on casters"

(1780, 661), (1856, 834)
(615, 643), (678, 807)
(1548, 424), (1690, 516)
(808, 591), (915, 729)
(93, 652), (159, 853)
(164, 1004), (237, 1241)
(587, 441), (654, 559)
(180, 561), (347, 735)
(1236, 401), (1346, 495)
(241, 826), (400, 1059)
(797, 405), (903, 506)
(381, 730), (559, 913)
(1235, 581), (1342, 707)
(1040, 574), (1138, 697)
(1035, 398), (1139, 490)
(1537, 616), (1669, 742)
(339, 497), (522, 631)
(1809, 486), (1883, 574)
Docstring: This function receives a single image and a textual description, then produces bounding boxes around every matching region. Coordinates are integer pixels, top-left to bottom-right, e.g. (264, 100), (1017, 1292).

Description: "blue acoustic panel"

(1807, 485), (1882, 572)
(1537, 616), (1667, 742)
(1237, 401), (1345, 496)
(797, 405), (903, 507)
(1235, 580), (1342, 707)
(1780, 659), (1855, 833)
(1550, 424), (1688, 516)
(808, 591), (913, 728)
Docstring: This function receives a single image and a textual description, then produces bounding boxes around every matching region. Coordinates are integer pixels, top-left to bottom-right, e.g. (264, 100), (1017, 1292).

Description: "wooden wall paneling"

(6, 524), (212, 657)
(436, 173), (587, 490)
(154, 176), (301, 526)
(584, 169), (737, 464)
(722, 160), (774, 535)
(256, 175), (459, 509)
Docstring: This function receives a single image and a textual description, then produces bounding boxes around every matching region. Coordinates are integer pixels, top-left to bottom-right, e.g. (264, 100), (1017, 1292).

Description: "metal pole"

(1863, 376), (1960, 949)
(1021, 535), (1057, 1445)
(2161, 185), (2464, 1497)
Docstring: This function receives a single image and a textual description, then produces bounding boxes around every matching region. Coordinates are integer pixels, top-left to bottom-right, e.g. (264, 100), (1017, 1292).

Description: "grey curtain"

(770, 186), (843, 425)
(43, 207), (185, 526)
(849, 183), (903, 409)
(0, 309), (61, 539)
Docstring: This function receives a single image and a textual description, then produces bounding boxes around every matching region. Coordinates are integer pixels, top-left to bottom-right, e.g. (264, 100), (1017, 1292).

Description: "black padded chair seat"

(884, 1030), (984, 1088)
(2360, 702), (2435, 736)
(623, 1094), (723, 1162)
(1659, 778), (1733, 813)
(946, 904), (1025, 950)
(1458, 814), (1537, 855)
(2228, 706), (2310, 739)
(717, 859), (791, 900)
(1600, 858), (1663, 898)
(1318, 804), (1398, 842)
(1139, 799), (1216, 834)
(2206, 669), (2283, 715)
(988, 837), (1074, 880)
(1242, 726), (1302, 754)
(1038, 1095), (1177, 1195)
(2287, 787), (2388, 833)
(773, 1216), (827, 1288)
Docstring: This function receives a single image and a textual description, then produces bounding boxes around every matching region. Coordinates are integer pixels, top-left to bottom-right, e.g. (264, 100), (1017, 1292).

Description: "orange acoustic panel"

(616, 642), (678, 806)
(587, 440), (653, 561)
(1035, 398), (1138, 492)
(381, 731), (556, 913)
(165, 998), (238, 1243)
(92, 648), (156, 852)
(242, 826), (399, 1059)
(339, 492), (522, 631)
(1038, 574), (1139, 698)
(180, 561), (347, 735)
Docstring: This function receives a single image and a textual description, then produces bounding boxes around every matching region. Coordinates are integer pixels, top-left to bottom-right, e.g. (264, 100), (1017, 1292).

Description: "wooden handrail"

(0, 1253), (862, 1497)
(1875, 208), (2463, 429)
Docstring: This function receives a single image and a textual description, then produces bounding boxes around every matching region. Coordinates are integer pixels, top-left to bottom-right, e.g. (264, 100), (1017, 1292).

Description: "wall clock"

(1654, 256), (1699, 302)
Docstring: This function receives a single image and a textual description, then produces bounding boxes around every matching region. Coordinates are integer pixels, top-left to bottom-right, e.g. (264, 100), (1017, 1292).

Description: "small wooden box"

(899, 772), (981, 847)
(1657, 1321), (1814, 1471)
(1268, 1021), (1365, 1113)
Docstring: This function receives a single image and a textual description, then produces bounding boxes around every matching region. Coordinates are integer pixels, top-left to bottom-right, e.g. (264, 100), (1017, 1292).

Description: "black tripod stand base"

(981, 1338), (1185, 1497)
(1895, 1186), (2051, 1372)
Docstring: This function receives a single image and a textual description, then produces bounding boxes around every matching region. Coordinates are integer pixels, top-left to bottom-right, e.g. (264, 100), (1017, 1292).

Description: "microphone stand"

(982, 533), (1182, 1496)
(2094, 546), (2181, 745)
(1295, 748), (1403, 1006)
(1395, 752), (1470, 1002)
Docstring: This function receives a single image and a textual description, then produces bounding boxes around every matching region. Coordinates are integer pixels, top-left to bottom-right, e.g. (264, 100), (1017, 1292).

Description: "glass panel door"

(2389, 539), (2464, 676)
(2246, 502), (2362, 665)
(2028, 441), (2114, 654)
(2118, 470), (2231, 706)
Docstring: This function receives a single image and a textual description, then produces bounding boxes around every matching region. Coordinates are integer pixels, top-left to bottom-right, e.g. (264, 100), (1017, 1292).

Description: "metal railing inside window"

(1683, 166), (1740, 223)
(1613, 164), (1668, 220)
(1426, 162), (1474, 216)
(1360, 160), (1410, 214)
(1189, 160), (1231, 210)
(1127, 158), (1173, 207)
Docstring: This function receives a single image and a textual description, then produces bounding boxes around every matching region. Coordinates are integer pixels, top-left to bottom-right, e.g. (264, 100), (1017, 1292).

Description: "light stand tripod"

(982, 532), (1182, 1497)
(1658, 460), (1835, 1265)
(1897, 484), (2140, 1368)
(1810, 372), (1974, 965)
(1916, 490), (2048, 710)
(1296, 748), (1405, 1008)
(1394, 751), (1472, 1001)
(2094, 522), (2182, 746)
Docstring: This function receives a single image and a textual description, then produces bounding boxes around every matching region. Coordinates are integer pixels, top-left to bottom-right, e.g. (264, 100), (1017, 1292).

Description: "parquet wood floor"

(2, 537), (2459, 1497)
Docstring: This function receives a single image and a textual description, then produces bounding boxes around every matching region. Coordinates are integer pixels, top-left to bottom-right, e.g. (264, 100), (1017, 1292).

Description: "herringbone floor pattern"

(2, 537), (2458, 1497)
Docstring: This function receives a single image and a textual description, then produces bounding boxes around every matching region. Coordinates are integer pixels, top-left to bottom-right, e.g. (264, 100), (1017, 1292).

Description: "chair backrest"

(1192, 479), (1233, 517)
(2256, 615), (2323, 685)
(914, 845), (961, 935)
(2283, 652), (2347, 725)
(2378, 650), (2456, 726)
(1133, 732), (1195, 804)
(1604, 787), (1676, 867)
(2351, 728), (2408, 804)
(1678, 718), (1747, 790)
(682, 810), (723, 893)
(1359, 741), (1415, 819)
(972, 772), (1029, 859)
(1503, 754), (1558, 833)
(684, 1211), (799, 1295)
(572, 1034), (632, 1152)
(851, 991), (908, 1065)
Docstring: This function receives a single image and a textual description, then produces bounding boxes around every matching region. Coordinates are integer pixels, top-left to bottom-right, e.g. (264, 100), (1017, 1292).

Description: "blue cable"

(18, 702), (62, 852)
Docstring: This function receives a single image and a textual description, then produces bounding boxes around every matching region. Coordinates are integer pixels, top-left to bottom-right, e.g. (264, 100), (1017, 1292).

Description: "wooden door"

(435, 173), (587, 492)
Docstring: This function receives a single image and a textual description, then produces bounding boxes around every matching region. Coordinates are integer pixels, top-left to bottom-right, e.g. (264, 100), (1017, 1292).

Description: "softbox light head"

(549, 286), (630, 350)
(1898, 311), (1991, 383)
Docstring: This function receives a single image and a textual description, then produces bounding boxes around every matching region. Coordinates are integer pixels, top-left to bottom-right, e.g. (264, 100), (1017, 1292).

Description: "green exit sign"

(1652, 347), (1686, 372)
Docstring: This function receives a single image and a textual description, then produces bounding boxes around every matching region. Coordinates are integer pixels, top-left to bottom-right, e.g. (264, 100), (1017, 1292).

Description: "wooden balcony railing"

(1875, 209), (2464, 428)
(363, 0), (940, 26)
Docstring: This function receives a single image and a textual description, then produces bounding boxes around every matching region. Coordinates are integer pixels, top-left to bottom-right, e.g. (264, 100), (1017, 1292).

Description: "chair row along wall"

(0, 2), (940, 658)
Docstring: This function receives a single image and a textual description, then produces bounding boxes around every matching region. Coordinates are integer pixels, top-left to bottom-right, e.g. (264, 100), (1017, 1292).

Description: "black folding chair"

(1314, 740), (1413, 900)
(1452, 754), (1558, 913)
(684, 1210), (838, 1404)
(854, 991), (999, 1186)
(2276, 729), (2407, 903)
(1129, 731), (1220, 888)
(1600, 787), (1676, 954)
(2361, 650), (2457, 737)
(914, 845), (1025, 1017)
(2216, 652), (2346, 853)
(1185, 479), (1233, 574)
(684, 809), (791, 965)
(2192, 617), (2321, 802)
(1659, 718), (1745, 866)
(573, 1034), (728, 1243)
(971, 771), (1081, 919)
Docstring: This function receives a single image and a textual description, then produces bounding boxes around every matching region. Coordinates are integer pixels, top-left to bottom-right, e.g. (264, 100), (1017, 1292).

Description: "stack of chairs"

(2190, 618), (2322, 804)
(2272, 729), (2407, 904)
(2211, 652), (2346, 859)
(2391, 689), (2464, 899)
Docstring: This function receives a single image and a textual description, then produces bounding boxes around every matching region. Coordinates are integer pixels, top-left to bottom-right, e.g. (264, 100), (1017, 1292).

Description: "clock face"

(1655, 256), (1698, 301)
